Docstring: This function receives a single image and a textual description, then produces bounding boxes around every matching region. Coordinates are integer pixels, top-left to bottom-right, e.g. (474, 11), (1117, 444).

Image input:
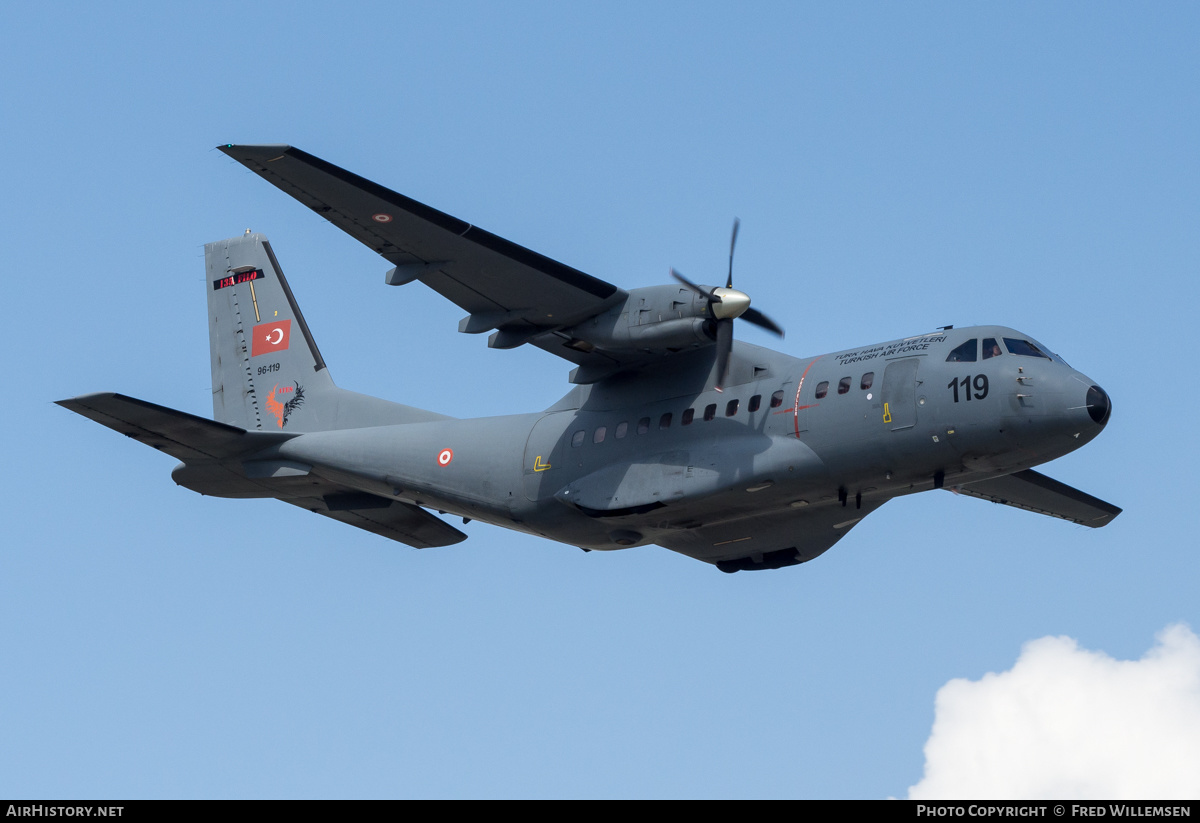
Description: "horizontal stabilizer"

(59, 393), (464, 550)
(953, 469), (1121, 528)
(56, 392), (293, 461)
(282, 495), (467, 549)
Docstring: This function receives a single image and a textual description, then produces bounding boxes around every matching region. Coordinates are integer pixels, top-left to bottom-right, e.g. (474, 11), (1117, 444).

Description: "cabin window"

(659, 412), (672, 429)
(593, 426), (607, 444)
(838, 377), (851, 395)
(770, 390), (785, 408)
(637, 417), (650, 435)
(571, 430), (585, 447)
(1003, 338), (1051, 359)
(946, 339), (978, 362)
(860, 372), (874, 390)
(704, 403), (717, 421)
(815, 381), (829, 399)
(726, 399), (739, 417)
(682, 408), (695, 426)
(982, 338), (1003, 359)
(615, 421), (628, 439)
(749, 394), (762, 413)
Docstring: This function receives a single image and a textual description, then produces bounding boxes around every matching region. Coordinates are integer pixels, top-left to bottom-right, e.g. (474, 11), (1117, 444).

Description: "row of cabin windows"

(945, 337), (1050, 362)
(814, 372), (874, 400)
(570, 390), (787, 447)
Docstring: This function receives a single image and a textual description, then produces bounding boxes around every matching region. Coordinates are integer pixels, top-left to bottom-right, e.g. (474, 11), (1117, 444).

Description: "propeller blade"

(674, 219), (782, 389)
(714, 318), (734, 392)
(671, 268), (718, 303)
(742, 306), (784, 337)
(727, 218), (740, 289)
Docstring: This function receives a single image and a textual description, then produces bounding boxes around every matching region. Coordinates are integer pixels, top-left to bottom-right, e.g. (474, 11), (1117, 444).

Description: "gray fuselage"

(271, 325), (1110, 552)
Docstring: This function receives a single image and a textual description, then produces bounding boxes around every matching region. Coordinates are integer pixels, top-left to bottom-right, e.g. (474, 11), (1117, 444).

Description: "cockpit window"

(946, 339), (977, 362)
(1003, 338), (1050, 359)
(982, 338), (1003, 359)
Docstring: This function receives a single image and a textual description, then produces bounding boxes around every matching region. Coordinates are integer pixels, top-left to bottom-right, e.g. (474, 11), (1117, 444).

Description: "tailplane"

(206, 233), (446, 431)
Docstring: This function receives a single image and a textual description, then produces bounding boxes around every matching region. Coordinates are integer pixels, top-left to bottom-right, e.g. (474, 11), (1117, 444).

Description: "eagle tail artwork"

(265, 382), (305, 429)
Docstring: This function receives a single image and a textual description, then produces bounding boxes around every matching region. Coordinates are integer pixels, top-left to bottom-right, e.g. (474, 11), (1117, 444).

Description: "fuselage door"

(522, 411), (577, 502)
(881, 358), (920, 431)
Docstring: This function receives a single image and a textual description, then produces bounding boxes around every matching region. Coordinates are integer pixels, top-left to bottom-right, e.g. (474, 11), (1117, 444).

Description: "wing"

(218, 144), (629, 370)
(953, 469), (1122, 527)
(656, 500), (886, 572)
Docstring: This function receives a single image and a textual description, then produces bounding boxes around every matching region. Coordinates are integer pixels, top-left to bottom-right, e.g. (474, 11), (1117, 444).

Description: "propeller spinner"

(670, 218), (783, 391)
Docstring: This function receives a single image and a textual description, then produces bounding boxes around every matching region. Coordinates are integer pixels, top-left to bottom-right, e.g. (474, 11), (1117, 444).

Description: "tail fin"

(206, 232), (448, 431)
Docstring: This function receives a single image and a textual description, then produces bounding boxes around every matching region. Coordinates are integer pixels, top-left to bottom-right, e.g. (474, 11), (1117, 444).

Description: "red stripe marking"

(793, 357), (822, 438)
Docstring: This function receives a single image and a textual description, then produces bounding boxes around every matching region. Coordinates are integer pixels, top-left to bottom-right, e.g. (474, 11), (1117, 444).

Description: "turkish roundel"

(252, 319), (291, 357)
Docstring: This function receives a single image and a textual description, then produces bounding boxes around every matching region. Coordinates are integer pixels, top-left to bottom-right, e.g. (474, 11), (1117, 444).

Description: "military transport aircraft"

(58, 145), (1120, 572)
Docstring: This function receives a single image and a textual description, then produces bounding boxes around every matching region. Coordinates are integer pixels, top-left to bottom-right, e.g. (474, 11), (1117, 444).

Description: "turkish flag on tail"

(252, 320), (291, 357)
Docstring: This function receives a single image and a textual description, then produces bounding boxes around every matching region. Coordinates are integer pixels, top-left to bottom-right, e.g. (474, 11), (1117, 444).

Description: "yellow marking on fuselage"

(533, 455), (551, 472)
(882, 402), (892, 423)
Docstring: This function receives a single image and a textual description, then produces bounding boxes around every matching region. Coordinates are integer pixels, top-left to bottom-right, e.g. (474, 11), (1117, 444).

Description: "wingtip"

(56, 391), (119, 410)
(217, 144), (295, 161)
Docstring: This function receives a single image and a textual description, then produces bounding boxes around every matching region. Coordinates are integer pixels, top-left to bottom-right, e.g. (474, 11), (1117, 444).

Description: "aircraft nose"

(1085, 384), (1111, 425)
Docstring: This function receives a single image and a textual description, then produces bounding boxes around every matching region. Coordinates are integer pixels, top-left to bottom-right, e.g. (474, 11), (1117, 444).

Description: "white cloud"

(908, 623), (1200, 800)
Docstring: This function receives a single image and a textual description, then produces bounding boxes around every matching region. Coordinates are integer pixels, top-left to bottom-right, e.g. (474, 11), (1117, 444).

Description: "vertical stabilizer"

(206, 233), (448, 431)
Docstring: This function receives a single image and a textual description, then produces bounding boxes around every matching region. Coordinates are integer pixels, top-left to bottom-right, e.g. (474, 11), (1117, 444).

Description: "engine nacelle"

(560, 284), (715, 355)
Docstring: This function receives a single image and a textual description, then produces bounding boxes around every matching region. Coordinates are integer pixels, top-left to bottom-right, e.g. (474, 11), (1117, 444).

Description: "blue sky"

(3, 2), (1198, 798)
